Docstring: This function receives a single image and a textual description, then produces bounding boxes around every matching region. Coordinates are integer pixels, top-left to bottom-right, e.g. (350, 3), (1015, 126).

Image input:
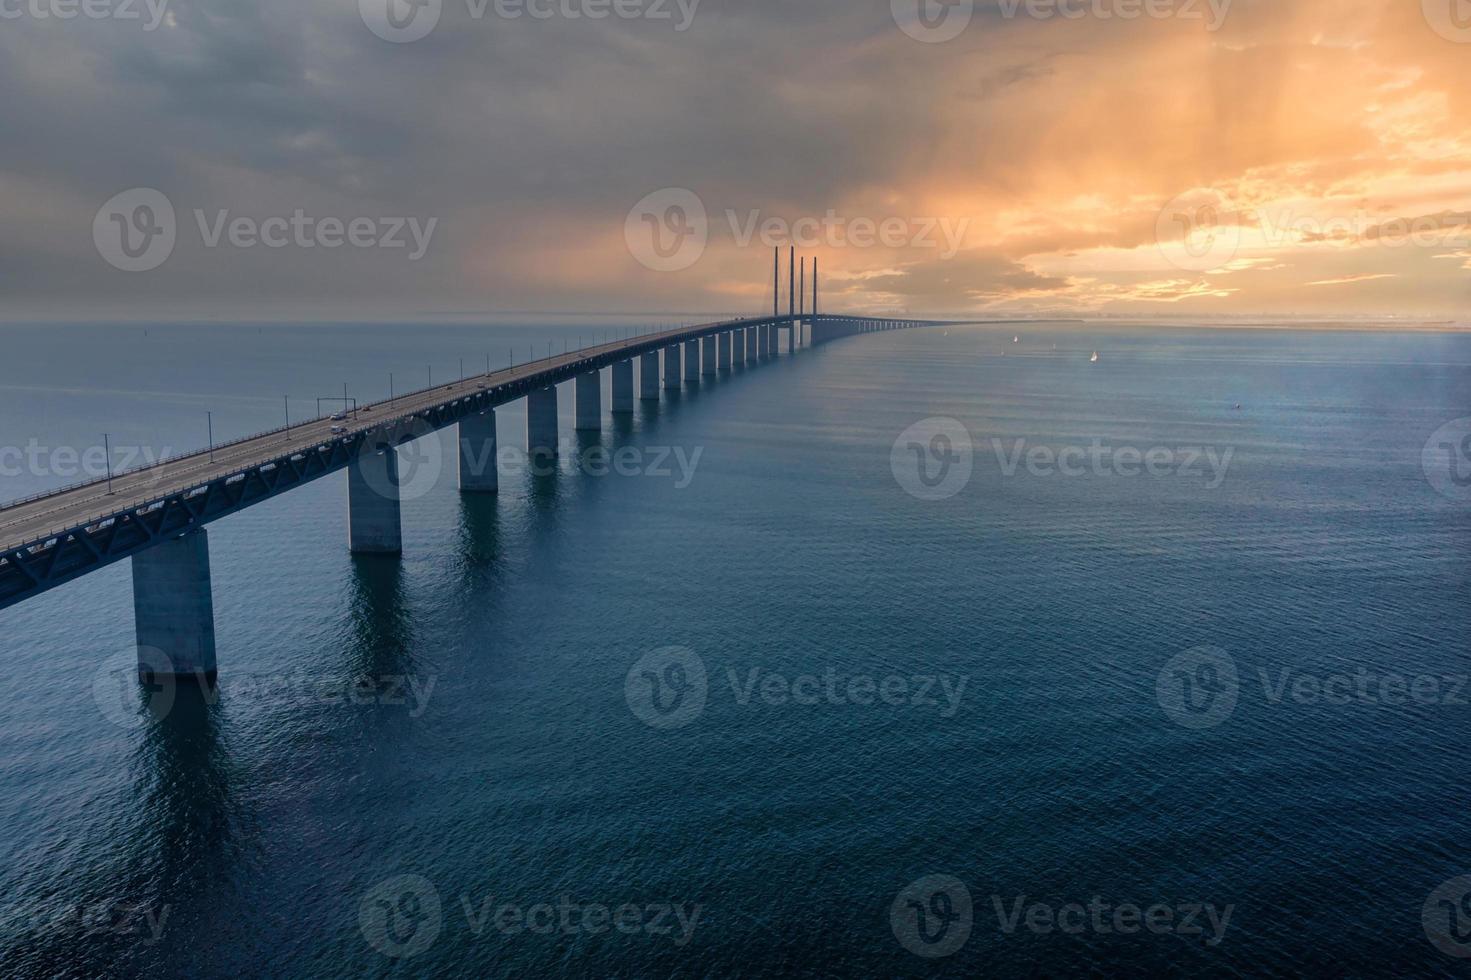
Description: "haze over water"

(0, 320), (1468, 975)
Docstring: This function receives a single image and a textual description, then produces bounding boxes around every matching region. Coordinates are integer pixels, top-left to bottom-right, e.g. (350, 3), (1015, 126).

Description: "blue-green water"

(0, 321), (1468, 976)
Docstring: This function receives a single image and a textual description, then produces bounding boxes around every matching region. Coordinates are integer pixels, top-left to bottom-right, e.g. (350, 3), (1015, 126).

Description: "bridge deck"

(0, 313), (932, 608)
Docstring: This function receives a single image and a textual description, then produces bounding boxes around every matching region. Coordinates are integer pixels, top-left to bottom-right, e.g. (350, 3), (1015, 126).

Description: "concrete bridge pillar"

(527, 385), (559, 458)
(683, 340), (700, 380)
(611, 360), (634, 413)
(757, 323), (768, 357)
(348, 446), (403, 554)
(640, 352), (661, 399)
(132, 527), (216, 681)
(718, 331), (732, 369)
(575, 370), (602, 431)
(746, 326), (758, 360)
(458, 409), (497, 493)
(702, 336), (718, 375)
(732, 328), (746, 365)
(663, 345), (681, 389)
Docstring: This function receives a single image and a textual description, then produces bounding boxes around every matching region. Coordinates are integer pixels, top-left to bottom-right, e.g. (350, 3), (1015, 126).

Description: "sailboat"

(1090, 351), (1099, 363)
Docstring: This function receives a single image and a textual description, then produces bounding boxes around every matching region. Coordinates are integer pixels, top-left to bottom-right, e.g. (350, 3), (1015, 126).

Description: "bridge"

(1, 281), (949, 681)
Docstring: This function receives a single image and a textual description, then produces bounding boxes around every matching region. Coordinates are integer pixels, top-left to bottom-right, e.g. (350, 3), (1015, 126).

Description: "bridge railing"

(1, 312), (924, 523)
(0, 315), (796, 515)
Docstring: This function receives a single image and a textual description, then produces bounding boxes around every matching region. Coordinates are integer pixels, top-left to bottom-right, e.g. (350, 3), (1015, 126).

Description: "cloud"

(1305, 273), (1400, 286)
(0, 0), (1468, 318)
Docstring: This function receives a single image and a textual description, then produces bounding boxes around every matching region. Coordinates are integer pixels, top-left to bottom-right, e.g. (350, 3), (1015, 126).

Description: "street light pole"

(103, 433), (113, 494)
(207, 411), (214, 462)
(284, 396), (290, 441)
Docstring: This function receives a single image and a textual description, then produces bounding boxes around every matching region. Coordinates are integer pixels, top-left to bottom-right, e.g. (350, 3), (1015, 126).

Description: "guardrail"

(0, 313), (904, 544)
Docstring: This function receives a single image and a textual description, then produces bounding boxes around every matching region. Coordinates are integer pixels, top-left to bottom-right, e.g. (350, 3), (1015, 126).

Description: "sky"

(1, 0), (1469, 321)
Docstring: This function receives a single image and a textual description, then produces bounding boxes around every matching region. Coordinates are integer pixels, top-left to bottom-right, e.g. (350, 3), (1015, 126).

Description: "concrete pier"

(458, 409), (497, 493)
(132, 527), (216, 680)
(611, 360), (634, 413)
(663, 345), (681, 389)
(745, 326), (757, 361)
(683, 340), (700, 381)
(640, 352), (661, 400)
(575, 371), (601, 431)
(527, 385), (559, 457)
(718, 331), (732, 369)
(702, 336), (718, 375)
(757, 323), (768, 357)
(733, 328), (745, 365)
(348, 447), (403, 554)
